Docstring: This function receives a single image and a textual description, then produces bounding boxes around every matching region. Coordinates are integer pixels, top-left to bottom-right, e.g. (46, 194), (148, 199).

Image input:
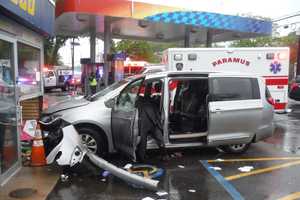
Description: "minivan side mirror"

(104, 98), (116, 108)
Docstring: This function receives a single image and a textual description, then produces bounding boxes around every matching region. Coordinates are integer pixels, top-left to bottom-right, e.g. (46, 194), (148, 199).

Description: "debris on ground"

(102, 170), (111, 177)
(188, 189), (196, 193)
(216, 158), (224, 162)
(142, 197), (155, 200)
(123, 163), (133, 169)
(60, 174), (69, 182)
(100, 178), (106, 182)
(238, 166), (254, 172)
(209, 166), (222, 171)
(156, 191), (168, 196)
(286, 109), (292, 113)
(177, 165), (185, 169)
(171, 152), (183, 158)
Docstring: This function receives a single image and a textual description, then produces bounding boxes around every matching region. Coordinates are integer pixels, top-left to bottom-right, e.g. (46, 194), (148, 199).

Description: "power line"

(272, 11), (300, 22)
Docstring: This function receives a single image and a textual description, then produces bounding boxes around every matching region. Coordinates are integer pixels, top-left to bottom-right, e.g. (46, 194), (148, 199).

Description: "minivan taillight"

(267, 97), (275, 106)
(291, 83), (299, 91)
(265, 87), (274, 107)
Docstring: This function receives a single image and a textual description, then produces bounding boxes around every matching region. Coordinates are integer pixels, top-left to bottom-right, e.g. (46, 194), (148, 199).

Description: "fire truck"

(163, 47), (290, 112)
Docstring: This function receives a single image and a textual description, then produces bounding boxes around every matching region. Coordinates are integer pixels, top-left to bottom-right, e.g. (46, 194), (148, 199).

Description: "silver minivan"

(41, 71), (274, 159)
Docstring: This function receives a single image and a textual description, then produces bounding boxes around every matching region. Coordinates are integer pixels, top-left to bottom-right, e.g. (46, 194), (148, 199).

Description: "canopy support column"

(206, 30), (213, 47)
(104, 17), (111, 86)
(184, 26), (191, 47)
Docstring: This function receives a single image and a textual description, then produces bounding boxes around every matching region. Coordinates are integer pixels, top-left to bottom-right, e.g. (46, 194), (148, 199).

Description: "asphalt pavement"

(44, 91), (300, 200)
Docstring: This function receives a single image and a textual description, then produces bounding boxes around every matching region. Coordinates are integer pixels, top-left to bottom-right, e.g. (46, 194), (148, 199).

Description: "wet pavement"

(44, 93), (300, 200)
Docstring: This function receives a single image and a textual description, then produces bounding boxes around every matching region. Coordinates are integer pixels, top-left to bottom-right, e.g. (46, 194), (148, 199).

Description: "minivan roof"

(144, 70), (259, 79)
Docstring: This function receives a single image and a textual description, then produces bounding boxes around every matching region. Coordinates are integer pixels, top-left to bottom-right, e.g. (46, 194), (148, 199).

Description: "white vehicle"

(163, 47), (290, 112)
(43, 69), (72, 91)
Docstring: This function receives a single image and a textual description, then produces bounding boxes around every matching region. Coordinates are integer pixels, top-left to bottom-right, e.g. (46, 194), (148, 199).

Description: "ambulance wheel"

(221, 143), (250, 154)
(76, 126), (107, 157)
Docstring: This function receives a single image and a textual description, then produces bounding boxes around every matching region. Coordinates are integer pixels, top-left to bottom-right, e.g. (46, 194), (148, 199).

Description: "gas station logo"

(270, 61), (282, 74)
(212, 57), (250, 67)
(10, 0), (35, 16)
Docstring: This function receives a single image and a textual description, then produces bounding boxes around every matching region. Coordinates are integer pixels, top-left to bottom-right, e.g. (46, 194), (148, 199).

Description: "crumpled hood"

(43, 96), (89, 114)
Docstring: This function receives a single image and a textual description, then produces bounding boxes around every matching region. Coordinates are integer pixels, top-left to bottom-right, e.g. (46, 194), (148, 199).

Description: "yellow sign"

(10, 0), (35, 16)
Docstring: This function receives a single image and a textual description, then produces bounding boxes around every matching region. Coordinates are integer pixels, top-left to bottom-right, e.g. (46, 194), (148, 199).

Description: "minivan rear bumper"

(255, 122), (274, 142)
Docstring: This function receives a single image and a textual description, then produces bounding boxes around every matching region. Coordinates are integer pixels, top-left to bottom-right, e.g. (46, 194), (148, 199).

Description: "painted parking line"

(207, 157), (300, 163)
(225, 160), (300, 181)
(278, 192), (300, 200)
(200, 160), (245, 200)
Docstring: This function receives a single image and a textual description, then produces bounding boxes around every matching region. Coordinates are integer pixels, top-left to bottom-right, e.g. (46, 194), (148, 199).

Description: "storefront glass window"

(17, 43), (41, 97)
(0, 39), (18, 175)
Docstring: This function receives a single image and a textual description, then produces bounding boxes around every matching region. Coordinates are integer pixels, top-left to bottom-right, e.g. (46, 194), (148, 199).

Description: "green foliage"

(231, 34), (298, 63)
(111, 40), (178, 63)
(44, 36), (70, 66)
(231, 34), (297, 47)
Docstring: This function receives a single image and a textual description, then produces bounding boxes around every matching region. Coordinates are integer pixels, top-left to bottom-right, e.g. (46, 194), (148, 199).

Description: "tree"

(44, 36), (70, 66)
(231, 34), (298, 63)
(111, 39), (179, 63)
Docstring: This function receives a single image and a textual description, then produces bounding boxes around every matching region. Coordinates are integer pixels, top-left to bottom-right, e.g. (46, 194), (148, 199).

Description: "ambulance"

(162, 47), (290, 112)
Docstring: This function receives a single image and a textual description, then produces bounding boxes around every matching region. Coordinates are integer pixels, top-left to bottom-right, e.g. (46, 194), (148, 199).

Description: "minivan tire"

(76, 127), (107, 157)
(221, 143), (250, 154)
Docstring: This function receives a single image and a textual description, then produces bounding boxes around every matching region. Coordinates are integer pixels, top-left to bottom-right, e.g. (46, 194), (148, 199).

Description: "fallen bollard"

(87, 153), (159, 191)
(44, 124), (159, 191)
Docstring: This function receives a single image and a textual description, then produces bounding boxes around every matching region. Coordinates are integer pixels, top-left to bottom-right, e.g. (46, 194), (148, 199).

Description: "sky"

(59, 0), (300, 66)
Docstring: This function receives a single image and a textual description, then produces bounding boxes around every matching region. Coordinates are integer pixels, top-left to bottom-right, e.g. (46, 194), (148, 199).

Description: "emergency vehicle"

(162, 47), (290, 112)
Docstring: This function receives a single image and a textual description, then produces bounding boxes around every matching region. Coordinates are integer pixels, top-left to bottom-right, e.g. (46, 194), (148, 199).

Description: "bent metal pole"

(87, 153), (159, 191)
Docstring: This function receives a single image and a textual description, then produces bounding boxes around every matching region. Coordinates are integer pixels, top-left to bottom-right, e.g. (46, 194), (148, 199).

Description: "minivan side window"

(210, 77), (260, 101)
(116, 79), (143, 112)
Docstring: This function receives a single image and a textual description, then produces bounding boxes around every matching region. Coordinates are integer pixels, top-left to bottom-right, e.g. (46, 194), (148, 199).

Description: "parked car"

(289, 76), (300, 101)
(41, 71), (274, 159)
(43, 69), (72, 92)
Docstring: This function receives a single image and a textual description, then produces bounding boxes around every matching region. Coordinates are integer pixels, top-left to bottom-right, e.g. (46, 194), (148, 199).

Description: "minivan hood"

(43, 96), (89, 114)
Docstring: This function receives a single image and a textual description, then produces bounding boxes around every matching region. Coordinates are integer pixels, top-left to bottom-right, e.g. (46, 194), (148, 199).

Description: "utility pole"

(70, 38), (80, 90)
(296, 28), (300, 75)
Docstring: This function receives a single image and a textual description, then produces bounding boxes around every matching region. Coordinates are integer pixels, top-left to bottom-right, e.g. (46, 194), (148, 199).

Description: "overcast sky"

(60, 0), (300, 66)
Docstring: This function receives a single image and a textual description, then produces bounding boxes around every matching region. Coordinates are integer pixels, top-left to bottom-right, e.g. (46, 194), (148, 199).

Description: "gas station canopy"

(55, 0), (272, 43)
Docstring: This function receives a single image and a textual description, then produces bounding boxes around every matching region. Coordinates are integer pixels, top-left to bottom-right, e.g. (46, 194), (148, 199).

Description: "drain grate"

(9, 188), (37, 199)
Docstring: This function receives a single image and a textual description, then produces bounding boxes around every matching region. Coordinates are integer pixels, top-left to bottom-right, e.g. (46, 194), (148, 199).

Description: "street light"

(71, 38), (80, 77)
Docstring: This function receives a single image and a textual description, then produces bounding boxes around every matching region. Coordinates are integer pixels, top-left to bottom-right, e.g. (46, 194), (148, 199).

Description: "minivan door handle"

(211, 108), (222, 113)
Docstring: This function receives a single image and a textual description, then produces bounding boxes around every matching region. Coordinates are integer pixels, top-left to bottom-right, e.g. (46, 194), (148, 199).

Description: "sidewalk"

(0, 165), (59, 200)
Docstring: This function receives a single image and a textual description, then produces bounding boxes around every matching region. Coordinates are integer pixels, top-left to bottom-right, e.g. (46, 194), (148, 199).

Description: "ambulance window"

(211, 77), (259, 101)
(266, 53), (275, 60)
(174, 54), (183, 61)
(188, 54), (197, 61)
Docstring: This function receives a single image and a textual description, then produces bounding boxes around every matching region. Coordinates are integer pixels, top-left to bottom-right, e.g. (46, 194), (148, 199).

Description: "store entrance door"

(0, 35), (21, 185)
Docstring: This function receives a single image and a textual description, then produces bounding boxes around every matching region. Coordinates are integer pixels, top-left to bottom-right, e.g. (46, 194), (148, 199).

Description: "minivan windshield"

(88, 80), (129, 101)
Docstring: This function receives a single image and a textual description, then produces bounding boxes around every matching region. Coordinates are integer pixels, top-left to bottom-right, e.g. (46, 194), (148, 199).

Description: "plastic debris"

(178, 165), (185, 169)
(100, 178), (106, 182)
(123, 163), (133, 169)
(156, 191), (168, 196)
(142, 197), (155, 200)
(188, 189), (196, 193)
(238, 166), (254, 172)
(102, 170), (111, 177)
(216, 158), (224, 162)
(286, 109), (292, 113)
(209, 166), (222, 171)
(60, 174), (69, 182)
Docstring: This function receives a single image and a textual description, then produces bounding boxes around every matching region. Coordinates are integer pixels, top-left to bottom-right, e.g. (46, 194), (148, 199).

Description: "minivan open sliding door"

(111, 78), (144, 161)
(208, 76), (263, 146)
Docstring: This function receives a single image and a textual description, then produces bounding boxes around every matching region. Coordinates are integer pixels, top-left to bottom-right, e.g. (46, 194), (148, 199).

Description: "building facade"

(0, 0), (54, 185)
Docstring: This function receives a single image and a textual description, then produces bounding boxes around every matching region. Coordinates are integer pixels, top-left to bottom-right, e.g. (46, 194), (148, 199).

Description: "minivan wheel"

(76, 127), (106, 157)
(221, 143), (250, 154)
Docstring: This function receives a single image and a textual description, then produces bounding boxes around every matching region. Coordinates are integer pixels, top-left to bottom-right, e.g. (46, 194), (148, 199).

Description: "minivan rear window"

(210, 77), (260, 101)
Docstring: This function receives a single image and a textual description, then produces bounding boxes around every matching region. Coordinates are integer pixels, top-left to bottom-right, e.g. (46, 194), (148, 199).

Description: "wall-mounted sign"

(0, 0), (54, 36)
(10, 0), (35, 16)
